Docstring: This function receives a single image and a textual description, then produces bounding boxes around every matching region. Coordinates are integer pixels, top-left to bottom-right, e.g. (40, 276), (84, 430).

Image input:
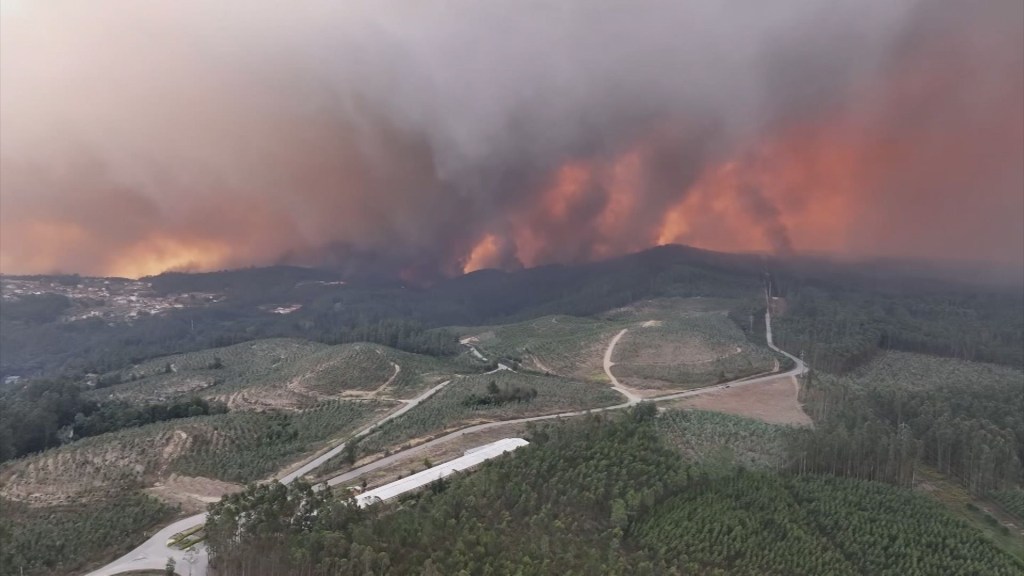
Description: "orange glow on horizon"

(460, 121), (874, 270)
(656, 125), (863, 255)
(462, 233), (501, 274)
(106, 236), (234, 278)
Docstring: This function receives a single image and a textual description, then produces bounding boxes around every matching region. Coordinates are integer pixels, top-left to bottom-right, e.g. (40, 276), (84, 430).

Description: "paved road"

(83, 512), (209, 576)
(86, 295), (804, 576)
(280, 379), (450, 484)
(83, 379), (452, 576)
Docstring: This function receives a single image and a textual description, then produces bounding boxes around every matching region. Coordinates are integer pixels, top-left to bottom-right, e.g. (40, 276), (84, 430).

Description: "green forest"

(2, 250), (1023, 576)
(0, 493), (176, 576)
(787, 352), (1023, 493)
(0, 377), (228, 463)
(204, 412), (1022, 576)
(1, 246), (768, 380)
(771, 279), (1024, 372)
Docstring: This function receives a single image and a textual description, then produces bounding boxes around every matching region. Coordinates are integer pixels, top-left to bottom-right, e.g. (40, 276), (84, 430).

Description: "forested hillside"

(0, 378), (228, 463)
(2, 248), (1022, 576)
(204, 412), (1022, 576)
(771, 277), (1024, 372)
(4, 246), (1020, 384)
(0, 493), (176, 576)
(787, 352), (1024, 493)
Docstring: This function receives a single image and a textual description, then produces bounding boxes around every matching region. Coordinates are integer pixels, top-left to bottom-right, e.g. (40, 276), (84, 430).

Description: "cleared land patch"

(450, 315), (626, 381)
(603, 298), (776, 392)
(665, 375), (811, 426)
(146, 473), (245, 514)
(0, 400), (390, 505)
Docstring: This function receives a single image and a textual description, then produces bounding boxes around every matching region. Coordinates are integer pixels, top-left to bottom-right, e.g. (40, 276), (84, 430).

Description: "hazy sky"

(1, 0), (1021, 279)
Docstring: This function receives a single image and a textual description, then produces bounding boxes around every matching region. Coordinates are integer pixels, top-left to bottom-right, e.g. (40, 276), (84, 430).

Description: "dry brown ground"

(219, 386), (308, 412)
(664, 375), (812, 426)
(620, 334), (734, 366)
(218, 358), (403, 411)
(147, 474), (244, 514)
(0, 426), (196, 506)
(612, 377), (686, 398)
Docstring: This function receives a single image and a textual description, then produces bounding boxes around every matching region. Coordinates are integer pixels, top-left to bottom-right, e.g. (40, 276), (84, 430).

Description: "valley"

(0, 251), (1021, 576)
(3, 4), (1021, 574)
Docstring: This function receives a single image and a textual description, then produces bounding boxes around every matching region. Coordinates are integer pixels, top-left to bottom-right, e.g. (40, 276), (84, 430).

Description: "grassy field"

(0, 493), (177, 576)
(655, 408), (789, 470)
(0, 400), (391, 504)
(353, 370), (623, 456)
(86, 338), (476, 409)
(449, 298), (773, 392)
(450, 315), (627, 381)
(604, 298), (776, 391)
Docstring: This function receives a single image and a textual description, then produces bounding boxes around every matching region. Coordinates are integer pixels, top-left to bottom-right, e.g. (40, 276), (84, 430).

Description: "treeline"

(786, 353), (1023, 493)
(0, 379), (226, 464)
(71, 397), (227, 439)
(462, 380), (538, 407)
(0, 293), (72, 324)
(0, 304), (462, 381)
(204, 412), (1022, 576)
(2, 245), (764, 380)
(5, 245), (1020, 383)
(329, 318), (459, 356)
(772, 282), (1024, 373)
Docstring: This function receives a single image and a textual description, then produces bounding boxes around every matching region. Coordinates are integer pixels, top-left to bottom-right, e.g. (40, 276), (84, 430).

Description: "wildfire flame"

(460, 121), (866, 273)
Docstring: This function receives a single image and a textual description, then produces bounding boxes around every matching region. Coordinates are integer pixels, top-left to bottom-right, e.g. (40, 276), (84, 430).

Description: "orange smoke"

(106, 235), (233, 278)
(0, 219), (234, 278)
(658, 123), (863, 255)
(463, 233), (501, 274)
(460, 122), (869, 273)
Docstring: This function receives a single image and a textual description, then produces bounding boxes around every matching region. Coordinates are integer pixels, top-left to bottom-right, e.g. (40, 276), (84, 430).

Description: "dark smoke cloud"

(1, 0), (1020, 278)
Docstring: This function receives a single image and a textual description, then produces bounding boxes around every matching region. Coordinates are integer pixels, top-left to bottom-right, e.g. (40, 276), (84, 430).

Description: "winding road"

(84, 292), (804, 576)
(324, 296), (806, 488)
(603, 329), (643, 404)
(84, 379), (452, 576)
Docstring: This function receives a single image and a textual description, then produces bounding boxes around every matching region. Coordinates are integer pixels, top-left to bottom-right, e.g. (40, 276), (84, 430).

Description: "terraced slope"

(0, 400), (390, 505)
(86, 338), (473, 409)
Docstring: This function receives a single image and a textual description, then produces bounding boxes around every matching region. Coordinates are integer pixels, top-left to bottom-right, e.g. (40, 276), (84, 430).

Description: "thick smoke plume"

(1, 0), (1021, 279)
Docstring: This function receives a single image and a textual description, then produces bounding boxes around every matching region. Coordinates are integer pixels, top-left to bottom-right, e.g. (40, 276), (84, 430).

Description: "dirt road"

(603, 328), (642, 404)
(85, 296), (804, 576)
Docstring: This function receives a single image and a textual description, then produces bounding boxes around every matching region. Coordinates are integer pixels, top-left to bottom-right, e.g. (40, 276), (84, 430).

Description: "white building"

(355, 438), (529, 507)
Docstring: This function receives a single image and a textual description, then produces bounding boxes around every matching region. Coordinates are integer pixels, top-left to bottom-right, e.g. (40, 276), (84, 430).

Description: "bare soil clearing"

(0, 426), (194, 506)
(623, 335), (738, 366)
(603, 298), (777, 391)
(147, 474), (244, 514)
(665, 375), (811, 426)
